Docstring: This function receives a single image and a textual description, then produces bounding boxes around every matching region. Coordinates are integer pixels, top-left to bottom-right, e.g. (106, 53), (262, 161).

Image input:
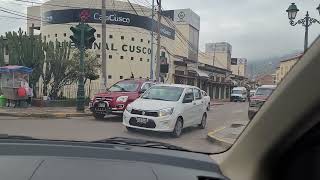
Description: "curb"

(207, 126), (233, 148)
(0, 112), (92, 119)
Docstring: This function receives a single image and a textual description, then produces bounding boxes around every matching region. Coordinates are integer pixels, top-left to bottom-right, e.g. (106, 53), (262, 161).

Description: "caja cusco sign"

(44, 9), (175, 40)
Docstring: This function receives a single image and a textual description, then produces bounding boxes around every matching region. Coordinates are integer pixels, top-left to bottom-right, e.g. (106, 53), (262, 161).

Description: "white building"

(26, 0), (201, 98)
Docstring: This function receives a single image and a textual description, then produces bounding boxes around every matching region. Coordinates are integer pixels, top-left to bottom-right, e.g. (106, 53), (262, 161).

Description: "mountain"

(247, 50), (302, 79)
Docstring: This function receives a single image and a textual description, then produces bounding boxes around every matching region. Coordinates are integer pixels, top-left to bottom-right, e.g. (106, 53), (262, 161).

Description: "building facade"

(256, 74), (275, 85)
(275, 53), (302, 84)
(230, 58), (247, 77)
(25, 0), (233, 100)
(205, 42), (232, 70)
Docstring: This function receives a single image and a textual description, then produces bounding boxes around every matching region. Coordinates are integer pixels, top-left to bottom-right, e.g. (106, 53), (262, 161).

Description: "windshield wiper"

(91, 137), (187, 151)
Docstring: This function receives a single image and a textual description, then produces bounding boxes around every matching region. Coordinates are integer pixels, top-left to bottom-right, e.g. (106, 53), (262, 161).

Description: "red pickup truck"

(89, 79), (155, 119)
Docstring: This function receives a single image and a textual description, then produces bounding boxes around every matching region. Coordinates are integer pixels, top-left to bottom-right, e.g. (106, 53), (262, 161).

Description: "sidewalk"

(211, 99), (230, 106)
(0, 107), (92, 118)
(207, 120), (248, 148)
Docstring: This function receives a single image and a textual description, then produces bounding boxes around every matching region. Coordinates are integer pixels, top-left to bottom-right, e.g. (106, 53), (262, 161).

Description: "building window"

(121, 36), (124, 40)
(140, 39), (143, 42)
(44, 35), (46, 39)
(140, 58), (143, 61)
(55, 34), (57, 37)
(97, 34), (101, 38)
(108, 75), (112, 79)
(131, 57), (134, 60)
(131, 37), (134, 41)
(120, 56), (124, 59)
(120, 76), (123, 79)
(48, 34), (50, 38)
(147, 59), (150, 62)
(63, 33), (66, 37)
(109, 35), (113, 39)
(97, 54), (101, 58)
(148, 40), (150, 44)
(109, 55), (112, 59)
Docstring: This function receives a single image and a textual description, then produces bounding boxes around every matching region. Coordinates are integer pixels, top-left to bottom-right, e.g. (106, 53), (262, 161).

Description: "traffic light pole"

(76, 22), (85, 112)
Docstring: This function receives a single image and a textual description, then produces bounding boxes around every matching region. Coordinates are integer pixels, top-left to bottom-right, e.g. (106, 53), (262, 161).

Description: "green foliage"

(71, 49), (100, 83)
(2, 28), (45, 97)
(46, 40), (78, 99)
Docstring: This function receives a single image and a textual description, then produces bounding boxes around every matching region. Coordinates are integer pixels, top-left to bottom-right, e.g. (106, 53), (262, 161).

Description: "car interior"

(211, 36), (320, 180)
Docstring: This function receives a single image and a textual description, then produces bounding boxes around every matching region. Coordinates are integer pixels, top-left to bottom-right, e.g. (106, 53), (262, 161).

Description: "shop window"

(140, 39), (143, 42)
(121, 36), (124, 40)
(131, 37), (134, 41)
(63, 33), (66, 37)
(131, 57), (134, 60)
(120, 76), (123, 79)
(109, 55), (112, 59)
(109, 35), (113, 39)
(108, 75), (112, 79)
(120, 56), (124, 59)
(97, 34), (101, 38)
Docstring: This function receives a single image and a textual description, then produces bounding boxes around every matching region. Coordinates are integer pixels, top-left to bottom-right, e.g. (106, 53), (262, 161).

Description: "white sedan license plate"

(136, 117), (148, 124)
(98, 103), (106, 108)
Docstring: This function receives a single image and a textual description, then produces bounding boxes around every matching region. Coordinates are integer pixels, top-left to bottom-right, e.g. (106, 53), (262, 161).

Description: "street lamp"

(286, 3), (320, 52)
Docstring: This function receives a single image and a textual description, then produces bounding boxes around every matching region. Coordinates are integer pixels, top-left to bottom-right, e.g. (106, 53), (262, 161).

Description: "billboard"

(43, 9), (175, 40)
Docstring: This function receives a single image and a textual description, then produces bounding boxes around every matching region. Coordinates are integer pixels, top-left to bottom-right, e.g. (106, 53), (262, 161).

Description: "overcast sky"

(1, 0), (320, 61)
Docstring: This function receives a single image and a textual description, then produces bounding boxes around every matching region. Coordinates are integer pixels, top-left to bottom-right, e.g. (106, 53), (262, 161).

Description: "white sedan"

(123, 84), (208, 137)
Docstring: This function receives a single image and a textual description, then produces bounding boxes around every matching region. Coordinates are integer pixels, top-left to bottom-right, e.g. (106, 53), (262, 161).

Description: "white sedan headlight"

(116, 96), (129, 102)
(126, 104), (133, 113)
(159, 108), (174, 117)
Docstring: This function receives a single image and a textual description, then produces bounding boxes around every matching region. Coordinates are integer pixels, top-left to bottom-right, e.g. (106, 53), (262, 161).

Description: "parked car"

(123, 84), (207, 137)
(89, 79), (155, 119)
(201, 90), (211, 111)
(248, 85), (276, 120)
(230, 87), (247, 102)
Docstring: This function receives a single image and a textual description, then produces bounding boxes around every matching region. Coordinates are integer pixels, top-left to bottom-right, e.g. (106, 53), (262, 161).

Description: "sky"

(1, 0), (320, 61)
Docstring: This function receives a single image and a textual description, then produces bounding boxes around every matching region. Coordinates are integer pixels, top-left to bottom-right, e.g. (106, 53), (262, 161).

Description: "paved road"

(0, 102), (248, 153)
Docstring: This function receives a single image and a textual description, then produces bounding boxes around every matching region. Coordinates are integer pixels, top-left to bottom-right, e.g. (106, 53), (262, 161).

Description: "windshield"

(108, 81), (139, 92)
(0, 0), (312, 155)
(255, 88), (274, 96)
(232, 90), (242, 94)
(141, 86), (183, 101)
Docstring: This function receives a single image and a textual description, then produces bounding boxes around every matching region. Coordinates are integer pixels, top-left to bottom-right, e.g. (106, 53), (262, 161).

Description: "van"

(230, 87), (247, 102)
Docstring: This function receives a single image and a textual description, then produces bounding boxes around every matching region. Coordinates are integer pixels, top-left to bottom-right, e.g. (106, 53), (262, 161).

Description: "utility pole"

(101, 0), (107, 90)
(155, 0), (161, 82)
(149, 0), (155, 80)
(77, 21), (85, 112)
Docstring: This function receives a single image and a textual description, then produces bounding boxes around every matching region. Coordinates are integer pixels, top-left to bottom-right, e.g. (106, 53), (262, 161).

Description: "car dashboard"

(0, 139), (228, 180)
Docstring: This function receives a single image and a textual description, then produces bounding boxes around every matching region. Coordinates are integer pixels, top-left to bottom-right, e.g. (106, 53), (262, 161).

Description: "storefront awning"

(188, 67), (209, 78)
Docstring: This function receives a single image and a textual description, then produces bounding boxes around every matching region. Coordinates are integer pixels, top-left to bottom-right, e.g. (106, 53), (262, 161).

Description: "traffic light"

(70, 25), (81, 48)
(70, 23), (96, 49)
(83, 24), (96, 49)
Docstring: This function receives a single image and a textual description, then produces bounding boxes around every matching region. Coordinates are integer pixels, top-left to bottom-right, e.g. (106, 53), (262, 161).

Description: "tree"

(0, 36), (5, 66)
(47, 40), (78, 99)
(71, 49), (100, 97)
(4, 28), (45, 97)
